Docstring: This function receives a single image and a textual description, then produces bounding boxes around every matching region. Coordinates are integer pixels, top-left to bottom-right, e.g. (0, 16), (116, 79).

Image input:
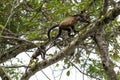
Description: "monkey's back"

(59, 16), (76, 28)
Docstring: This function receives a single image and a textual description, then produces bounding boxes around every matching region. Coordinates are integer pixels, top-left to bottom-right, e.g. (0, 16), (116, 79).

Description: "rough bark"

(95, 30), (118, 80)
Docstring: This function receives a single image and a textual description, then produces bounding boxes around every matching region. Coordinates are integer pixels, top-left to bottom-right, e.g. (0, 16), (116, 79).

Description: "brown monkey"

(47, 14), (90, 40)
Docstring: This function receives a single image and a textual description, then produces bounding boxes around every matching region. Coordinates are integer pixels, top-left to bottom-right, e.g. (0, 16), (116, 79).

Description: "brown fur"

(47, 14), (89, 40)
(59, 16), (76, 28)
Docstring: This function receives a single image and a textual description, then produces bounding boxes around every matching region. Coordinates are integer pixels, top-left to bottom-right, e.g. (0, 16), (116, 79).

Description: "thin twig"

(0, 65), (28, 68)
(41, 70), (51, 80)
(67, 58), (101, 80)
(2, 0), (20, 33)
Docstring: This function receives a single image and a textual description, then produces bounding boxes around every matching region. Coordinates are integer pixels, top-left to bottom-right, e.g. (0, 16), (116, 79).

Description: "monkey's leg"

(64, 28), (74, 37)
(71, 26), (79, 34)
(54, 28), (62, 40)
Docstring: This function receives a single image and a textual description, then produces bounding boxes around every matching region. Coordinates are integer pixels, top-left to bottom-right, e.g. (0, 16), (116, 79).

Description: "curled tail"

(47, 24), (59, 41)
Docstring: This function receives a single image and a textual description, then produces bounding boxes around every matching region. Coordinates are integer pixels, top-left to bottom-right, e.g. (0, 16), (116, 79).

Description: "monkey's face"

(78, 15), (90, 23)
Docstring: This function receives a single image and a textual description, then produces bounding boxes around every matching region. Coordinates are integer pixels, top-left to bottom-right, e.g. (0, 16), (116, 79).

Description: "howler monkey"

(47, 13), (90, 41)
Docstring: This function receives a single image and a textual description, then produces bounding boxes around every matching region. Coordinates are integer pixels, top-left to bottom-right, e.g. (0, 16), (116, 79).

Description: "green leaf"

(27, 30), (39, 40)
(66, 70), (70, 76)
(56, 63), (59, 67)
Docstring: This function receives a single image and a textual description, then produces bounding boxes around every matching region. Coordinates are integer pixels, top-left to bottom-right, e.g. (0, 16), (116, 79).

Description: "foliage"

(0, 0), (120, 80)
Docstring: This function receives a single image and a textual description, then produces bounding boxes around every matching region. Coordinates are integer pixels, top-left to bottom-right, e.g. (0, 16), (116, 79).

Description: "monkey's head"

(74, 14), (90, 24)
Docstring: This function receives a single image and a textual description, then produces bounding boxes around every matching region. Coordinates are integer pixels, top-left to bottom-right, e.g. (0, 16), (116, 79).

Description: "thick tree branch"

(95, 30), (118, 80)
(0, 67), (11, 80)
(21, 6), (120, 80)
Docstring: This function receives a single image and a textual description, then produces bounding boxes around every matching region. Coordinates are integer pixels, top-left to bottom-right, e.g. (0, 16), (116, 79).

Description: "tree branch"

(0, 25), (17, 37)
(0, 65), (27, 68)
(94, 29), (118, 80)
(109, 0), (116, 7)
(105, 26), (120, 38)
(1, 36), (36, 45)
(20, 6), (120, 80)
(0, 67), (11, 80)
(68, 59), (101, 80)
(0, 42), (36, 63)
(101, 0), (108, 15)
